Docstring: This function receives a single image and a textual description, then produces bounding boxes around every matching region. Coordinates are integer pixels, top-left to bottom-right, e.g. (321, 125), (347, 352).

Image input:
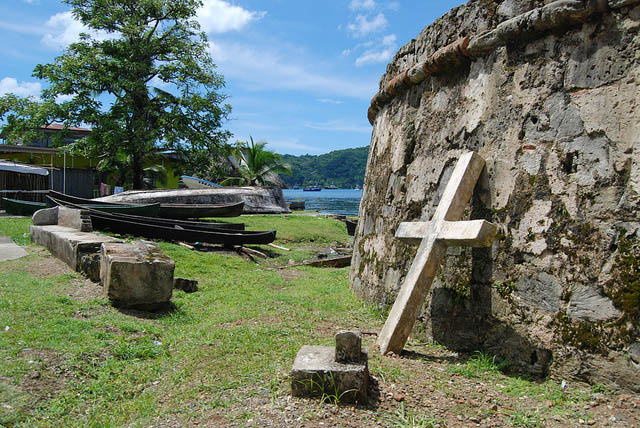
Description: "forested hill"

(279, 146), (369, 189)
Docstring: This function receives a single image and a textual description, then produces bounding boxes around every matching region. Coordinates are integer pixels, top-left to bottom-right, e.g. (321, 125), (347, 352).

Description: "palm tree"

(222, 137), (291, 186)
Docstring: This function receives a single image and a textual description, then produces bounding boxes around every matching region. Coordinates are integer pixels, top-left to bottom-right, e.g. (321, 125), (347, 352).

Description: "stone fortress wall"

(351, 0), (640, 391)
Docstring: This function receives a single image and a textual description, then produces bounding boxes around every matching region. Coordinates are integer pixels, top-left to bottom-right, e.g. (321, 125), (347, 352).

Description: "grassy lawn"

(0, 215), (630, 427)
(0, 215), (373, 427)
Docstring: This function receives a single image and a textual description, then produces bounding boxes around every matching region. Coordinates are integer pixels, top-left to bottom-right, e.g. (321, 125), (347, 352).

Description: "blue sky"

(0, 0), (464, 155)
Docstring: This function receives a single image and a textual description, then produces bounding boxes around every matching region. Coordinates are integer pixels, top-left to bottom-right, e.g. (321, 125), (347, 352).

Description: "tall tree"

(222, 137), (291, 187)
(0, 0), (231, 189)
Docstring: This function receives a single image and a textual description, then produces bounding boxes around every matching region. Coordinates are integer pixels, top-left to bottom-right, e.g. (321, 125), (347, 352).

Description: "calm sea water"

(283, 189), (363, 216)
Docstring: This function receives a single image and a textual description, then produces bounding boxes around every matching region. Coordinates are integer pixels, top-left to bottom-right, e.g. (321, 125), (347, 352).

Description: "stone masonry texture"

(351, 0), (640, 392)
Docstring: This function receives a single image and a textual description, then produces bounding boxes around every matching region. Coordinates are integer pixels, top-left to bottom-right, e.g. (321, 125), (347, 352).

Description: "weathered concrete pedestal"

(101, 241), (175, 310)
(31, 207), (122, 281)
(291, 331), (369, 403)
(31, 206), (178, 311)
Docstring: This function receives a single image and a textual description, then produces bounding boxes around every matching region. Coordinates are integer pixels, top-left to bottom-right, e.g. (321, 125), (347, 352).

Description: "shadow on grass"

(116, 301), (182, 320)
(399, 349), (466, 365)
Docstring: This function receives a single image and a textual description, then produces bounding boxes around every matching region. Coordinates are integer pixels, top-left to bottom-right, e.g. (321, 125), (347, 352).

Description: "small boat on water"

(3, 198), (46, 216)
(303, 186), (321, 192)
(48, 190), (243, 219)
(324, 185), (338, 190)
(181, 175), (223, 189)
(49, 198), (275, 245)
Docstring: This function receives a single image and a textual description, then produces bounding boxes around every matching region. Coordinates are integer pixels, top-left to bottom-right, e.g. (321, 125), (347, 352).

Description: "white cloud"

(0, 77), (41, 98)
(55, 94), (75, 103)
(317, 98), (344, 105)
(347, 13), (387, 37)
(148, 75), (170, 89)
(265, 138), (323, 154)
(40, 2), (263, 50)
(349, 0), (376, 11)
(209, 41), (375, 100)
(41, 11), (112, 50)
(355, 34), (396, 66)
(385, 2), (400, 11)
(197, 0), (265, 34)
(382, 34), (397, 45)
(304, 120), (370, 133)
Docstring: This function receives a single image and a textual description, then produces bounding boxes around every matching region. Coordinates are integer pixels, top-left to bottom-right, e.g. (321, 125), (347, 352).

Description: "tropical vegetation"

(222, 137), (291, 186)
(0, 0), (231, 189)
(280, 146), (368, 189)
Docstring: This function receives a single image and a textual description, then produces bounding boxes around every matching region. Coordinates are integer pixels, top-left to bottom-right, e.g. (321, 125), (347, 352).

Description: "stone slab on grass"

(30, 225), (122, 281)
(291, 345), (369, 403)
(100, 241), (175, 311)
(0, 236), (28, 262)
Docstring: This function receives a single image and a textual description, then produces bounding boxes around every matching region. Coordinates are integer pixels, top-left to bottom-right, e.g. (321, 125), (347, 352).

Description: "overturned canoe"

(158, 202), (244, 219)
(181, 175), (222, 189)
(49, 190), (243, 219)
(95, 187), (290, 214)
(2, 197), (46, 216)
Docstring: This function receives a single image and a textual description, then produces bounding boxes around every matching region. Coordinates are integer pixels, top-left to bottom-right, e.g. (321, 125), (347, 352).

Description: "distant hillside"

(279, 146), (369, 189)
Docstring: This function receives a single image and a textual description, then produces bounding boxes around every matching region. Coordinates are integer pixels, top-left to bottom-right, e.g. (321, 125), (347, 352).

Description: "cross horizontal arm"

(396, 220), (497, 247)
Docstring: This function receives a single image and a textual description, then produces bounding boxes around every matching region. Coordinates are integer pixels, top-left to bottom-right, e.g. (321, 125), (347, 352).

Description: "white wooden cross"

(377, 151), (498, 355)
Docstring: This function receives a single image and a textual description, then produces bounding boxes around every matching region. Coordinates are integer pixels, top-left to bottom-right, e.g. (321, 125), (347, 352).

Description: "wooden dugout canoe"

(2, 197), (47, 216)
(45, 195), (161, 217)
(88, 210), (276, 245)
(46, 197), (245, 231)
(48, 190), (244, 219)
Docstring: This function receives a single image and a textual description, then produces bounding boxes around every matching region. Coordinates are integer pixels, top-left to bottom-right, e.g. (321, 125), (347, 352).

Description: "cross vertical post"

(377, 151), (497, 355)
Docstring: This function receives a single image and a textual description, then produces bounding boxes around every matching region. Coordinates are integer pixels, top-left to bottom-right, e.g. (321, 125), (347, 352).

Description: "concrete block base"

(100, 241), (175, 311)
(30, 225), (122, 281)
(291, 346), (368, 403)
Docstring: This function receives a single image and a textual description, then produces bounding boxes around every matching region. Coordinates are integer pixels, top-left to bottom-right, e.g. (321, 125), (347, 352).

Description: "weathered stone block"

(335, 330), (362, 363)
(174, 277), (198, 293)
(291, 345), (368, 403)
(32, 206), (58, 226)
(100, 241), (175, 310)
(57, 207), (92, 232)
(31, 225), (122, 281)
(567, 286), (621, 321)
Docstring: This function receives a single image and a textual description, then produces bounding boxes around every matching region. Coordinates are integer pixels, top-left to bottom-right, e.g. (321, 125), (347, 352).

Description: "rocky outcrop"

(352, 0), (640, 391)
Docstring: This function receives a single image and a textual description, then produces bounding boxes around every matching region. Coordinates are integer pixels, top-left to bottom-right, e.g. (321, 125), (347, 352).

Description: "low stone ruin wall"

(351, 0), (640, 391)
(31, 206), (176, 310)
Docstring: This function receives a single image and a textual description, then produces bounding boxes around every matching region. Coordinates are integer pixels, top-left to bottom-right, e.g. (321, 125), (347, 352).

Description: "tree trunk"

(132, 151), (144, 189)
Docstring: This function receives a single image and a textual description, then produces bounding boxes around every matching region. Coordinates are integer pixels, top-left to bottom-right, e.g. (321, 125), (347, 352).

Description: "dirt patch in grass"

(64, 277), (103, 302)
(277, 268), (306, 282)
(16, 348), (73, 405)
(2, 246), (71, 277)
